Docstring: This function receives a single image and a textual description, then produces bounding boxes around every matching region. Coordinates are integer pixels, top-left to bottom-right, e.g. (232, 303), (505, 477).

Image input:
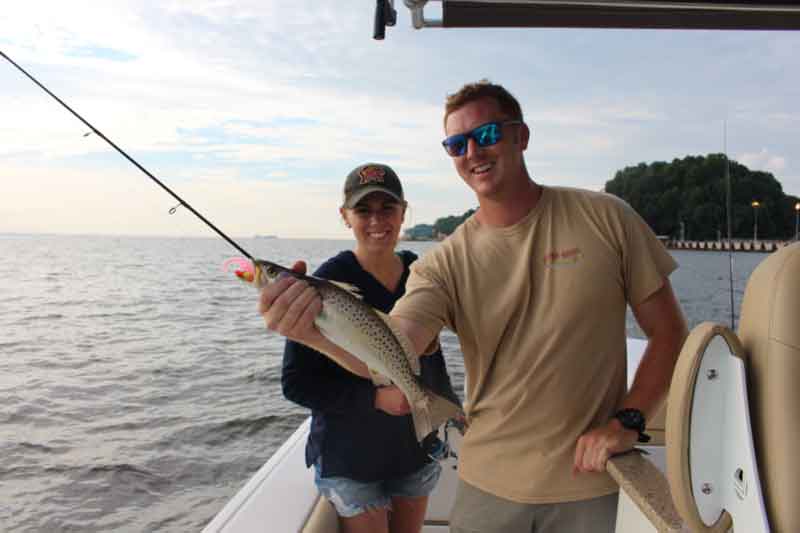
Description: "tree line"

(605, 154), (799, 241)
(404, 209), (476, 240)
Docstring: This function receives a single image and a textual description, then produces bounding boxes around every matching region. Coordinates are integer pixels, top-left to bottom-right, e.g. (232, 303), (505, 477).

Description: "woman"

(281, 163), (459, 533)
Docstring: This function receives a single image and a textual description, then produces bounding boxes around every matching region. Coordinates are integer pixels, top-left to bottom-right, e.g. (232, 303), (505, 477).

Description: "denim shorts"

(314, 459), (442, 518)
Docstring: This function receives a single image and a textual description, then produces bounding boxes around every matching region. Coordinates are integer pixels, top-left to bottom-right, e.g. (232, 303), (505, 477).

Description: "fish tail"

(410, 391), (464, 442)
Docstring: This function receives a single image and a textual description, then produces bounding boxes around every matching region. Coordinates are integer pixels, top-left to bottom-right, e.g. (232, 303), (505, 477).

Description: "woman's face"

(341, 192), (406, 253)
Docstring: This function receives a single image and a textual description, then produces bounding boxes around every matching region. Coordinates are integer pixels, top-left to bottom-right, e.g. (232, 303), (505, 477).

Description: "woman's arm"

(281, 339), (376, 415)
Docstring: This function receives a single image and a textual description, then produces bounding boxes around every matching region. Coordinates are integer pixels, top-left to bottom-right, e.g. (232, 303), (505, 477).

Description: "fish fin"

(409, 403), (434, 442)
(374, 310), (420, 375)
(409, 391), (465, 442)
(326, 280), (364, 299)
(427, 392), (465, 433)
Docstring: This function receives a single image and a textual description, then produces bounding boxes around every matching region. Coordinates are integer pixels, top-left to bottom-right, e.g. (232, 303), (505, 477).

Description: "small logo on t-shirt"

(543, 247), (583, 267)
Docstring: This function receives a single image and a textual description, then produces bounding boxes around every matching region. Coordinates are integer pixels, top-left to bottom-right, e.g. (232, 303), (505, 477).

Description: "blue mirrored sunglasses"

(441, 120), (522, 157)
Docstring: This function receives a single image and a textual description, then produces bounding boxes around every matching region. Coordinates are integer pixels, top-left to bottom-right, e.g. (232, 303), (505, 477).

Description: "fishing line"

(1, 50), (253, 261)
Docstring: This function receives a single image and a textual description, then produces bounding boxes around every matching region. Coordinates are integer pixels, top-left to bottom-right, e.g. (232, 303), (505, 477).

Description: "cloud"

(2, 1), (799, 234)
(737, 148), (787, 174)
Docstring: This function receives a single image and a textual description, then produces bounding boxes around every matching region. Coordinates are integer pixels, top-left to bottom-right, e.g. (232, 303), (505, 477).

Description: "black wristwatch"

(614, 408), (651, 443)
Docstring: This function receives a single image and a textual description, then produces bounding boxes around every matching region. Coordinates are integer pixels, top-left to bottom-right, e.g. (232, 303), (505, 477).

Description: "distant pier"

(664, 239), (796, 253)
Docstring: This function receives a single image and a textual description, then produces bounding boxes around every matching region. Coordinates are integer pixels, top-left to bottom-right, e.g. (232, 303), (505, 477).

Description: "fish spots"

(318, 282), (425, 402)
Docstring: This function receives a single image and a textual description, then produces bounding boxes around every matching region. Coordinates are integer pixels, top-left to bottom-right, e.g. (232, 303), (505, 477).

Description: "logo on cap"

(358, 165), (386, 185)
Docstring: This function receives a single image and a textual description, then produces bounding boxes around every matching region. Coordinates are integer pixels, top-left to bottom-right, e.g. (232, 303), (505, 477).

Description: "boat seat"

(737, 242), (800, 532)
(665, 242), (800, 532)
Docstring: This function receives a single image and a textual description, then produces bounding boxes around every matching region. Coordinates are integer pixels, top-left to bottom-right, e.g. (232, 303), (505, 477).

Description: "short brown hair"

(444, 80), (524, 128)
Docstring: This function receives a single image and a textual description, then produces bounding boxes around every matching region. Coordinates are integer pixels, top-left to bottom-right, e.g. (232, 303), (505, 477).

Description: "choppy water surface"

(0, 234), (767, 532)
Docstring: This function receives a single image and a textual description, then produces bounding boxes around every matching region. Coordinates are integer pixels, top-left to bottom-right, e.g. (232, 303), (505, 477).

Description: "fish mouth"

(224, 258), (298, 288)
(251, 261), (264, 287)
(253, 259), (298, 287)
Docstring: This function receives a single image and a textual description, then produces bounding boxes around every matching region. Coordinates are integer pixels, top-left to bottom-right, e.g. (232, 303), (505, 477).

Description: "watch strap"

(614, 408), (651, 443)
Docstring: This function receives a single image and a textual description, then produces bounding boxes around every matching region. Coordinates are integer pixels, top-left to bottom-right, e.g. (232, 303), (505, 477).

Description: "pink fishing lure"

(222, 257), (255, 283)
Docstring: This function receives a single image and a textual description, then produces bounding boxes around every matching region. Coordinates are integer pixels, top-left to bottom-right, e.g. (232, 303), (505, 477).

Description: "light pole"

(751, 200), (760, 243)
(795, 202), (799, 241)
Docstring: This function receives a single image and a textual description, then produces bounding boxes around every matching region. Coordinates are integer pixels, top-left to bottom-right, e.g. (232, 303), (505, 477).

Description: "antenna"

(725, 120), (735, 331)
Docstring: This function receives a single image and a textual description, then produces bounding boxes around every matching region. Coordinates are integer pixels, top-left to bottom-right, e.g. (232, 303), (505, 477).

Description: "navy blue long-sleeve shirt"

(281, 250), (459, 482)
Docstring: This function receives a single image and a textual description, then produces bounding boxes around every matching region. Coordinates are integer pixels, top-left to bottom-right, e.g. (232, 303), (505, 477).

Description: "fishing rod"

(0, 50), (254, 261)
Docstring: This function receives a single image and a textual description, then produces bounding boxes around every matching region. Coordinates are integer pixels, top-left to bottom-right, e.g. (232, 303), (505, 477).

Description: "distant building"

(403, 224), (436, 241)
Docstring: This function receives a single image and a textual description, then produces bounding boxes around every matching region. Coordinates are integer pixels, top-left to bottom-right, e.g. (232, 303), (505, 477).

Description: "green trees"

(433, 208), (476, 236)
(404, 208), (476, 240)
(605, 154), (799, 240)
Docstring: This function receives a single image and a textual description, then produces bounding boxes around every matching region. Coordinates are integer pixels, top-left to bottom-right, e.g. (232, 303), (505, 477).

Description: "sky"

(2, 1), (799, 239)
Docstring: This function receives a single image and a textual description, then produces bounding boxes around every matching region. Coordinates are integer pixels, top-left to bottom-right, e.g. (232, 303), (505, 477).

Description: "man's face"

(444, 97), (528, 200)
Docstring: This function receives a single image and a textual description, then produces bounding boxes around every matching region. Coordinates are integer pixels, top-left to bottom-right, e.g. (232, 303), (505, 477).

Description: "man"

(260, 81), (687, 533)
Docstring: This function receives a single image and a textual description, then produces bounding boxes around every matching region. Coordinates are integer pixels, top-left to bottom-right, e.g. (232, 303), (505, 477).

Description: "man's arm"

(621, 278), (688, 420)
(573, 278), (688, 474)
(390, 315), (440, 359)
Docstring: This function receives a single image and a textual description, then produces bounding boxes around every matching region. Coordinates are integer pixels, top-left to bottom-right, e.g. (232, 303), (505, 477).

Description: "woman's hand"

(374, 386), (411, 416)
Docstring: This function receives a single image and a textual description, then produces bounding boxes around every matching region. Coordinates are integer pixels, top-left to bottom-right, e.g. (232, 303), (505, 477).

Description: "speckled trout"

(224, 257), (463, 442)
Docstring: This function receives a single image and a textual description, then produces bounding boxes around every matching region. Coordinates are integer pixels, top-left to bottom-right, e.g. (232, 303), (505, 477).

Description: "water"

(0, 234), (768, 532)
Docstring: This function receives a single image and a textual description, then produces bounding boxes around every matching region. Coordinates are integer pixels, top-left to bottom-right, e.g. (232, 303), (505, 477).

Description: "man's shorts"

(449, 479), (618, 533)
(313, 459), (442, 518)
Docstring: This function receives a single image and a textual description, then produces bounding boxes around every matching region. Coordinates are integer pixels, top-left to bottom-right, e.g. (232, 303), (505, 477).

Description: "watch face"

(617, 409), (645, 431)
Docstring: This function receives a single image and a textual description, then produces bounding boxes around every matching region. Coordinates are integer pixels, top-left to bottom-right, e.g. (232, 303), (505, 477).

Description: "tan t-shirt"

(392, 185), (677, 503)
